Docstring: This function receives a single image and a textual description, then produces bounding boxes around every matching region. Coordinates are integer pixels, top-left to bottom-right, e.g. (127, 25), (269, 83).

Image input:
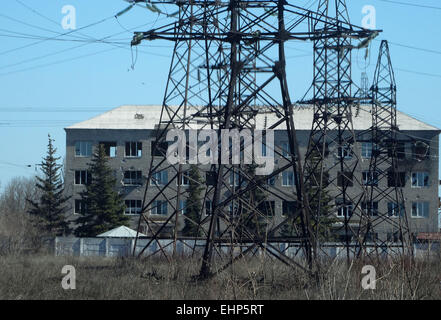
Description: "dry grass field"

(0, 253), (440, 300)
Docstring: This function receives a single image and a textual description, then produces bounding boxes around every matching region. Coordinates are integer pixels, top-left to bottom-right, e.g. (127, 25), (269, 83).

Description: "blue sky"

(0, 0), (440, 216)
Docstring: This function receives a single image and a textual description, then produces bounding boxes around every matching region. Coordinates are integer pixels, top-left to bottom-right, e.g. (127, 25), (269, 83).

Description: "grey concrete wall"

(54, 237), (439, 259)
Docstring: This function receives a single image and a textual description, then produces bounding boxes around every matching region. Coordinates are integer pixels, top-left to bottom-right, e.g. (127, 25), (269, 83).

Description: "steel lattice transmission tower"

(300, 0), (380, 262)
(357, 40), (413, 257)
(128, 0), (378, 277)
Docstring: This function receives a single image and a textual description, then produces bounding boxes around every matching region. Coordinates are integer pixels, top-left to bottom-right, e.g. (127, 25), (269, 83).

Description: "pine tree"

(280, 150), (337, 241)
(181, 165), (203, 237)
(236, 164), (268, 239)
(27, 135), (71, 236)
(74, 144), (129, 237)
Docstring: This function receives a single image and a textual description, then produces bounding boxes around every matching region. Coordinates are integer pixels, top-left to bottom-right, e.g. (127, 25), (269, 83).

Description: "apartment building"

(64, 105), (440, 239)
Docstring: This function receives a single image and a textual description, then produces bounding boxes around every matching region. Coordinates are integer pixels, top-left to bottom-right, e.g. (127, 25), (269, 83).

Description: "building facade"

(64, 105), (440, 240)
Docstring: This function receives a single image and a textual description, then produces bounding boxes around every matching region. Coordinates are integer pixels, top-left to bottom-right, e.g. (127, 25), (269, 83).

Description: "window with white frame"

(229, 171), (241, 187)
(362, 171), (378, 186)
(411, 172), (429, 188)
(337, 144), (352, 159)
(74, 170), (91, 185)
(151, 170), (168, 185)
(281, 142), (291, 158)
(125, 200), (142, 215)
(124, 171), (142, 186)
(125, 141), (142, 157)
(179, 200), (187, 215)
(75, 141), (92, 157)
(336, 199), (353, 218)
(361, 142), (373, 158)
(151, 200), (168, 215)
(387, 202), (404, 217)
(177, 171), (190, 186)
(411, 202), (429, 218)
(282, 171), (295, 186)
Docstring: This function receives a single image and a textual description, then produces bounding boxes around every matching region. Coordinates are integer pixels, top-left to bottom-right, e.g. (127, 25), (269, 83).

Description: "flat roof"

(65, 104), (440, 131)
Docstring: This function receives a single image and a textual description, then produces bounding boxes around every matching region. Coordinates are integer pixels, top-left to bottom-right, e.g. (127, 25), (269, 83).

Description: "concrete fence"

(54, 237), (440, 259)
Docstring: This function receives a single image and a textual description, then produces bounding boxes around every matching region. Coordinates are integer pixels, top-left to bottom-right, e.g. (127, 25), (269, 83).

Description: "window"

(74, 170), (91, 185)
(388, 141), (405, 159)
(228, 202), (239, 216)
(281, 142), (291, 158)
(229, 171), (241, 187)
(282, 201), (297, 217)
(361, 201), (378, 216)
(361, 142), (373, 158)
(206, 171), (216, 186)
(99, 142), (117, 157)
(310, 171), (330, 187)
(311, 140), (329, 158)
(74, 199), (86, 214)
(387, 202), (404, 217)
(411, 202), (429, 218)
(151, 200), (168, 215)
(124, 171), (142, 186)
(336, 199), (352, 218)
(282, 171), (295, 186)
(75, 141), (92, 157)
(387, 232), (402, 242)
(125, 141), (142, 157)
(267, 176), (276, 186)
(411, 172), (429, 188)
(258, 201), (275, 217)
(337, 144), (352, 159)
(151, 141), (168, 157)
(177, 171), (190, 186)
(387, 171), (406, 187)
(125, 200), (142, 215)
(337, 172), (353, 188)
(179, 200), (187, 215)
(362, 171), (378, 186)
(205, 200), (213, 216)
(151, 170), (168, 186)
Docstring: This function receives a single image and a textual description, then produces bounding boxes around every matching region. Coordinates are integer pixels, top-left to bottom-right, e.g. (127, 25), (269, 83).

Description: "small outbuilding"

(97, 226), (147, 238)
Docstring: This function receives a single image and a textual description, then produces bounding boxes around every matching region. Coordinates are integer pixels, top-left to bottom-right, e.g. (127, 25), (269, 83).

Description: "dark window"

(206, 171), (216, 186)
(205, 200), (213, 216)
(387, 171), (406, 187)
(125, 200), (142, 215)
(337, 172), (353, 187)
(99, 141), (117, 157)
(125, 141), (142, 157)
(282, 201), (298, 217)
(74, 199), (86, 214)
(258, 201), (275, 217)
(387, 141), (405, 159)
(151, 141), (168, 157)
(123, 171), (143, 186)
(361, 201), (378, 216)
(74, 170), (91, 185)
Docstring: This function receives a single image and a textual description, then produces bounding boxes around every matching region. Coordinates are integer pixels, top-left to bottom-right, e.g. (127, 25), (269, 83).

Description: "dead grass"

(0, 253), (440, 300)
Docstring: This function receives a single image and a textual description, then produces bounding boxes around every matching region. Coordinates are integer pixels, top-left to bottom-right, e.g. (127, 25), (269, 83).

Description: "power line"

(396, 68), (441, 79)
(377, 0), (441, 10)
